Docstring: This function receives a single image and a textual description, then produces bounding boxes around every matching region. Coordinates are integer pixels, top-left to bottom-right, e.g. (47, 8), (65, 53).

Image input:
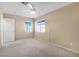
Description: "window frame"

(24, 20), (33, 32)
(35, 19), (45, 32)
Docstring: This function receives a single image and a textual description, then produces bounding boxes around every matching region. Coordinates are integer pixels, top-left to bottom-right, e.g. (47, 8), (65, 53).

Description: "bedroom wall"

(15, 17), (34, 40)
(35, 18), (50, 42)
(35, 3), (79, 52)
(3, 13), (34, 40)
(0, 11), (3, 47)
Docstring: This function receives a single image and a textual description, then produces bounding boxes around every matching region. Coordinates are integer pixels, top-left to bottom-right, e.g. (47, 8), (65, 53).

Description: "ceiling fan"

(21, 2), (37, 14)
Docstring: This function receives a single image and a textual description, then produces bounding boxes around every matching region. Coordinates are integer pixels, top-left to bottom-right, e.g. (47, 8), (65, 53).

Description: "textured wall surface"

(3, 13), (34, 40)
(35, 3), (79, 52)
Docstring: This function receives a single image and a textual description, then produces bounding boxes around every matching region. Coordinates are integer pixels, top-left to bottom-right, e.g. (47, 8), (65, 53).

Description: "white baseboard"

(52, 43), (79, 54)
(32, 39), (79, 54)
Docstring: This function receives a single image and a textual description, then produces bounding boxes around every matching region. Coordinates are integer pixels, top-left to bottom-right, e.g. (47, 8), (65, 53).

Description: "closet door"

(3, 18), (15, 44)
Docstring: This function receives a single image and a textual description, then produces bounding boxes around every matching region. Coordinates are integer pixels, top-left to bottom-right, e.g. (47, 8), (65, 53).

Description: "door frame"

(1, 18), (15, 46)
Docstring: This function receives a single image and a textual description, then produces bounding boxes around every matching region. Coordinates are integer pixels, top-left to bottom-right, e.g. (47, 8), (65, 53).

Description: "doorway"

(1, 18), (15, 46)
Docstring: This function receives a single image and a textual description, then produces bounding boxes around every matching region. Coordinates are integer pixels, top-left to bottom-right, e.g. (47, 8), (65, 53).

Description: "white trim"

(51, 43), (79, 54)
(0, 0), (78, 2)
(34, 39), (79, 54)
(2, 18), (15, 46)
(0, 11), (4, 47)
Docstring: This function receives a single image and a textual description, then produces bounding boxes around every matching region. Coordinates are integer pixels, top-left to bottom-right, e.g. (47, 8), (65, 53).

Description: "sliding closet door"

(3, 18), (15, 44)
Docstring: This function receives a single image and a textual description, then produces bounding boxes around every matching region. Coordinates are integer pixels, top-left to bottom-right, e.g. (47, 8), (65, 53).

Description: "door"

(3, 18), (15, 45)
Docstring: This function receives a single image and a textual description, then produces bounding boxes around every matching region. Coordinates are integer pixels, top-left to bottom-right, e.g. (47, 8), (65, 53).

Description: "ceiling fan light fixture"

(31, 11), (36, 14)
(27, 3), (33, 9)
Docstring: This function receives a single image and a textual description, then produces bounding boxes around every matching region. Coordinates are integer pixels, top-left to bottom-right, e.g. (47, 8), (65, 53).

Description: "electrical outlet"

(70, 43), (72, 45)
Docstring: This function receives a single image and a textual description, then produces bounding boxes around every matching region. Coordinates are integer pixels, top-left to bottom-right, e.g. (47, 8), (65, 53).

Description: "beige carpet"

(0, 39), (79, 57)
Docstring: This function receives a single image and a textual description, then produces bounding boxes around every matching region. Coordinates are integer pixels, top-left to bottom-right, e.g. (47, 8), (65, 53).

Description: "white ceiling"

(0, 2), (72, 18)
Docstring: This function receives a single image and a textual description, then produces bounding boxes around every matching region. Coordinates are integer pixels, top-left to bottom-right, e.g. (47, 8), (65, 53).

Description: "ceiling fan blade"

(21, 2), (28, 5)
(21, 2), (37, 13)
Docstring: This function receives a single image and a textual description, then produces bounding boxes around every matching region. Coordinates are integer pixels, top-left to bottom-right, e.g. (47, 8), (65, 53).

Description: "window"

(24, 21), (33, 32)
(35, 19), (45, 32)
